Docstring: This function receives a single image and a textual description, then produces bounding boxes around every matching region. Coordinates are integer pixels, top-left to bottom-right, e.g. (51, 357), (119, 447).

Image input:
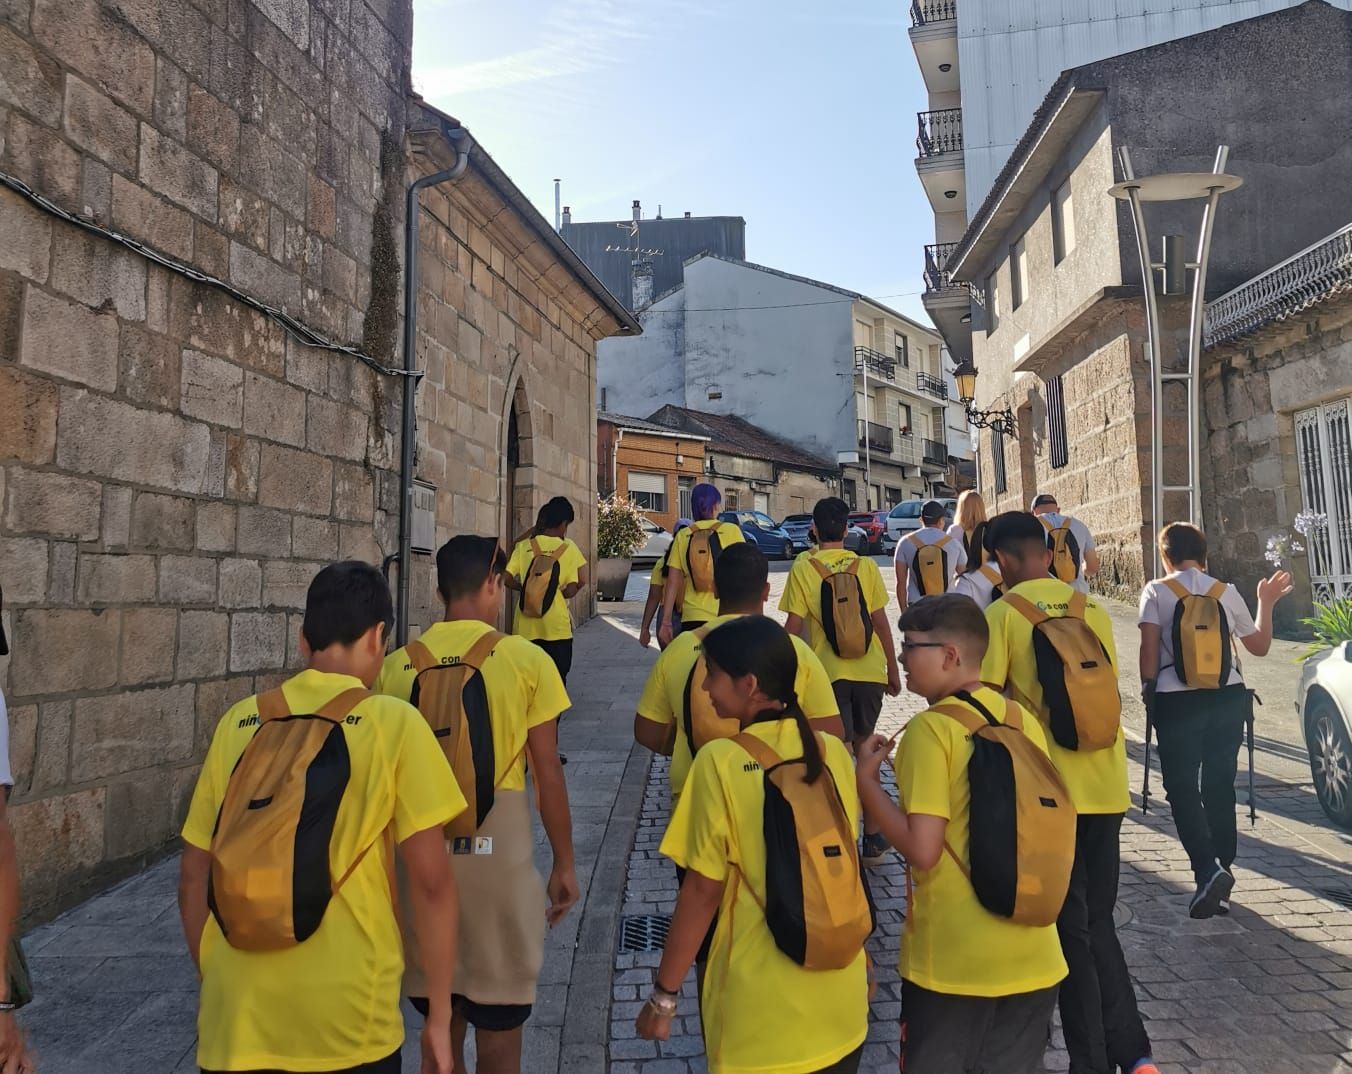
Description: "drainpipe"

(396, 126), (471, 647)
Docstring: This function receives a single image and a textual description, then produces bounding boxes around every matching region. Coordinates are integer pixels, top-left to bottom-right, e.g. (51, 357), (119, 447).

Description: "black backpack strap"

(952, 689), (1001, 728)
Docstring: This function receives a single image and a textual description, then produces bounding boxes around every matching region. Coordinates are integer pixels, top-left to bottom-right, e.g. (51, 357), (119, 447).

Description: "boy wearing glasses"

(856, 595), (1065, 1074)
(376, 536), (578, 1074)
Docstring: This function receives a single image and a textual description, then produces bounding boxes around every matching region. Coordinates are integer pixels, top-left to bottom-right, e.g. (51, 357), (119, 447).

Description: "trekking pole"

(1247, 691), (1261, 827)
(1141, 683), (1155, 815)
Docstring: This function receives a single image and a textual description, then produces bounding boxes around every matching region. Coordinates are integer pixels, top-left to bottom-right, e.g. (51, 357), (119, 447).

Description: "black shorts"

(531, 638), (573, 685)
(899, 980), (1057, 1074)
(832, 681), (885, 739)
(203, 1049), (401, 1074)
(408, 994), (533, 1033)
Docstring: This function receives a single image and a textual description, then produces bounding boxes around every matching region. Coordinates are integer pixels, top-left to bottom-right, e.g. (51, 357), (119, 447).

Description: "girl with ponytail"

(637, 615), (868, 1073)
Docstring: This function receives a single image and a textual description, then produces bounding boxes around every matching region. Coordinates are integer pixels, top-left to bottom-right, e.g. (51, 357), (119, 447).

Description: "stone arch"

(501, 370), (536, 546)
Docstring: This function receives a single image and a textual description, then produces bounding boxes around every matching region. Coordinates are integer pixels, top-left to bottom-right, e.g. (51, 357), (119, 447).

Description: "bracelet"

(0, 1002), (17, 1012)
(645, 990), (678, 1017)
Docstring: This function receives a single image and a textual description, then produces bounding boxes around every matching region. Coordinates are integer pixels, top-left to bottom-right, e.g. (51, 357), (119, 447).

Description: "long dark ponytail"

(701, 615), (824, 784)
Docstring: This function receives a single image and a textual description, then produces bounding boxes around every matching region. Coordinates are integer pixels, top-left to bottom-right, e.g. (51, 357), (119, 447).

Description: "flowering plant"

(1264, 511), (1325, 568)
(597, 495), (647, 559)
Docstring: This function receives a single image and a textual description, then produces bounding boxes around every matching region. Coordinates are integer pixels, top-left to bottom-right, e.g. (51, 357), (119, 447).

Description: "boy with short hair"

(179, 562), (464, 1074)
(856, 594), (1067, 1074)
(781, 496), (900, 863)
(1030, 493), (1099, 593)
(1139, 522), (1292, 917)
(376, 536), (577, 1074)
(894, 500), (967, 609)
(981, 512), (1157, 1074)
(505, 496), (588, 684)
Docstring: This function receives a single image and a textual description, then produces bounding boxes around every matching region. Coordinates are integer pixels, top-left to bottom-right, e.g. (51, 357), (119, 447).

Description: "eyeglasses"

(899, 641), (949, 653)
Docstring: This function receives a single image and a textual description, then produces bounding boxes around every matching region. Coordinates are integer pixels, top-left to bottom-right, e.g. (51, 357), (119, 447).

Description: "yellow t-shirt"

(667, 520), (747, 623)
(981, 577), (1129, 814)
(374, 619), (571, 792)
(661, 720), (868, 1074)
(507, 535), (587, 641)
(894, 687), (1069, 997)
(778, 548), (888, 684)
(635, 613), (840, 803)
(182, 669), (465, 1072)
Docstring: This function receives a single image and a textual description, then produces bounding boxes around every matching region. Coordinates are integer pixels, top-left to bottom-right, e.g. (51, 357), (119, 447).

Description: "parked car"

(717, 510), (793, 560)
(632, 517), (673, 568)
(844, 525), (871, 556)
(849, 510), (889, 554)
(780, 513), (815, 554)
(1298, 639), (1352, 828)
(885, 497), (956, 545)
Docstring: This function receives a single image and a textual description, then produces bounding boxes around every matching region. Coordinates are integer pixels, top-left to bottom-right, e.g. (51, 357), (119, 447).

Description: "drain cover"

(1323, 887), (1352, 911)
(619, 914), (671, 952)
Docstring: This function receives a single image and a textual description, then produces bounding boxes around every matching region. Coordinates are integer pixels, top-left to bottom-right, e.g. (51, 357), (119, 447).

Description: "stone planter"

(596, 557), (633, 601)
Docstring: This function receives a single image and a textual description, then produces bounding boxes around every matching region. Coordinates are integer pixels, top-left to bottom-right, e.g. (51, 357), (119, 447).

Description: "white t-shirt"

(894, 527), (968, 603)
(953, 563), (1003, 610)
(1038, 512), (1095, 594)
(1137, 567), (1257, 692)
(0, 689), (12, 788)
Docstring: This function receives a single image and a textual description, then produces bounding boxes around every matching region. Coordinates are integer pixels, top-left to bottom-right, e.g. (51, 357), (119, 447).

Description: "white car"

(1299, 639), (1352, 828)
(885, 498), (956, 545)
(633, 518), (673, 567)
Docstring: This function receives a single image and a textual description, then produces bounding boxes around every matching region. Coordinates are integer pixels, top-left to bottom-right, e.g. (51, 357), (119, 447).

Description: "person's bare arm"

(1139, 623), (1162, 684)
(1083, 548), (1101, 578)
(527, 721), (578, 926)
(178, 843), (212, 971)
(0, 794), (28, 1072)
(871, 607), (901, 696)
(634, 715), (674, 756)
(894, 559), (909, 610)
(808, 715), (847, 742)
(502, 573), (522, 591)
(635, 869), (723, 1041)
(401, 825), (458, 1074)
(639, 585), (663, 648)
(855, 739), (946, 869)
(1240, 570), (1294, 657)
(783, 612), (809, 641)
(659, 568), (686, 646)
(562, 564), (589, 600)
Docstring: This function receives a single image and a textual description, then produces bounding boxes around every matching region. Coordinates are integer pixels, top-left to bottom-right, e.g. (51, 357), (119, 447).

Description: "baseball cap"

(1030, 494), (1058, 510)
(921, 499), (947, 522)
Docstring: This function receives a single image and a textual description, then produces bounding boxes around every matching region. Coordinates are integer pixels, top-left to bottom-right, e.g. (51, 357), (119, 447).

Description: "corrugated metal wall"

(957, 0), (1352, 216)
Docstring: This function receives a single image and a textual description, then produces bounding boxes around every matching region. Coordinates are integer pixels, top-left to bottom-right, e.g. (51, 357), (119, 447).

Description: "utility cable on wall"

(0, 169), (421, 382)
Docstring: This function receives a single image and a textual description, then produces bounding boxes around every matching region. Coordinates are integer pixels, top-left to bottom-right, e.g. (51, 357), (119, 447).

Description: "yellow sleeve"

(895, 714), (954, 819)
(181, 704), (248, 849)
(636, 646), (675, 724)
(668, 529), (691, 577)
(525, 643), (571, 729)
(861, 558), (888, 613)
(373, 647), (415, 703)
(720, 522), (747, 546)
(778, 559), (811, 617)
(659, 748), (731, 880)
(980, 605), (1011, 688)
(562, 540), (587, 583)
(391, 708), (467, 842)
(793, 639), (841, 719)
(506, 540), (530, 581)
(649, 556), (666, 586)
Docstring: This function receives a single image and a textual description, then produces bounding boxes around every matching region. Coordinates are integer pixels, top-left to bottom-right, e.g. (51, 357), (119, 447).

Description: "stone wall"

(1203, 292), (1352, 633)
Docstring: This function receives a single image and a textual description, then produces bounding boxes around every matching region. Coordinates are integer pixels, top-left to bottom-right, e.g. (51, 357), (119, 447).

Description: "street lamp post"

(1108, 147), (1242, 575)
(951, 359), (1016, 437)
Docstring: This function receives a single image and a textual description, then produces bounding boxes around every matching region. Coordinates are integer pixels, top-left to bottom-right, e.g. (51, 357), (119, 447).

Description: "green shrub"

(597, 495), (647, 559)
(1301, 597), (1352, 659)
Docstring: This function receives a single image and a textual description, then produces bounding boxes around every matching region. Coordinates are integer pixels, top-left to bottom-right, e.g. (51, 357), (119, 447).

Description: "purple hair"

(691, 483), (722, 520)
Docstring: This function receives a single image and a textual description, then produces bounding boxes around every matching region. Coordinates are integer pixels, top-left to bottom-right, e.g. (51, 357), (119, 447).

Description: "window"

(885, 485), (902, 508)
(895, 331), (910, 367)
(1052, 179), (1075, 264)
(677, 477), (693, 520)
(992, 429), (1008, 493)
(986, 274), (999, 334)
(899, 403), (913, 435)
(1046, 374), (1068, 469)
(725, 490), (740, 511)
(627, 471), (666, 513)
(842, 478), (858, 509)
(870, 485), (882, 511)
(1010, 235), (1028, 310)
(753, 495), (770, 516)
(856, 320), (873, 349)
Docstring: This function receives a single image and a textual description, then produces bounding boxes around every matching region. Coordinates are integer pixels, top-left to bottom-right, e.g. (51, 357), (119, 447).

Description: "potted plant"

(596, 495), (647, 601)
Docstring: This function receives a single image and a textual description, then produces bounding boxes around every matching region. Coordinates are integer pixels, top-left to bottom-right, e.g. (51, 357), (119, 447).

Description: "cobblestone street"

(19, 564), (1352, 1072)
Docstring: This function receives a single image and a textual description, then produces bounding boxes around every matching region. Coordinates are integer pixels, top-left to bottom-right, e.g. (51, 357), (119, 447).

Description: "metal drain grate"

(619, 914), (671, 952)
(1323, 887), (1352, 911)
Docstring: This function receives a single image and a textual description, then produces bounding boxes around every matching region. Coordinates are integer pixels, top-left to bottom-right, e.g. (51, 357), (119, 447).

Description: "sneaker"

(1189, 862), (1234, 920)
(1129, 1061), (1161, 1074)
(559, 753), (569, 766)
(861, 832), (890, 866)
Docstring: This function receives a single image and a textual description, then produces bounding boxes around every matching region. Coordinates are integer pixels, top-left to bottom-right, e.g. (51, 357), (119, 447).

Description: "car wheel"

(1308, 695), (1352, 829)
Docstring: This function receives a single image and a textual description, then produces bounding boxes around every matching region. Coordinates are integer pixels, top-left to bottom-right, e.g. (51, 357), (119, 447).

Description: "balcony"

(915, 109), (965, 213)
(909, 1), (958, 94)
(923, 243), (963, 295)
(910, 0), (955, 25)
(921, 243), (973, 363)
(922, 438), (949, 468)
(915, 370), (949, 401)
(853, 346), (897, 382)
(858, 420), (895, 455)
(916, 108), (962, 158)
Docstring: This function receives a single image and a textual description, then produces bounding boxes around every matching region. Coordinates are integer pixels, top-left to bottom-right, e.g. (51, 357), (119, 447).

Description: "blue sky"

(411, 0), (934, 324)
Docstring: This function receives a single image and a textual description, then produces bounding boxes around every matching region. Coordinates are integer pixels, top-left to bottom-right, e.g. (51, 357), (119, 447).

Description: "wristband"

(645, 990), (678, 1017)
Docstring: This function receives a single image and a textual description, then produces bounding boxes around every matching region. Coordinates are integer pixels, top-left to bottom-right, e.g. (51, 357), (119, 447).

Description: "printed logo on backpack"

(685, 527), (724, 594)
(932, 692), (1075, 927)
(1040, 517), (1081, 584)
(907, 532), (953, 596)
(1164, 578), (1232, 689)
(407, 633), (522, 840)
(682, 628), (743, 753)
(733, 734), (872, 969)
(208, 686), (373, 951)
(810, 556), (873, 660)
(520, 538), (565, 618)
(1002, 590), (1121, 751)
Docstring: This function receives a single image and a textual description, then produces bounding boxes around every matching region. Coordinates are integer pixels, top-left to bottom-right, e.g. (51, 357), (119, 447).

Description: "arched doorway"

(503, 378), (534, 546)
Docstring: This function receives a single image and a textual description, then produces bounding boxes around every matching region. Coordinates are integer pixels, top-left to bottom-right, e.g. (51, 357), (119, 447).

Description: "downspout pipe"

(396, 127), (471, 647)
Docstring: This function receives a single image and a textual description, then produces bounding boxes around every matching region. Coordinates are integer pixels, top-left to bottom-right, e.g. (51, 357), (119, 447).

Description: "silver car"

(1299, 639), (1352, 828)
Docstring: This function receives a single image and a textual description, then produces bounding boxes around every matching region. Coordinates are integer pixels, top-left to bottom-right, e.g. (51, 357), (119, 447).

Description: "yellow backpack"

(933, 693), (1076, 927)
(734, 734), (872, 969)
(810, 556), (873, 660)
(685, 526), (725, 594)
(406, 632), (520, 839)
(682, 628), (743, 753)
(978, 563), (1004, 600)
(1003, 590), (1120, 751)
(208, 687), (375, 951)
(520, 538), (566, 618)
(908, 532), (955, 596)
(1040, 516), (1081, 584)
(1164, 578), (1232, 689)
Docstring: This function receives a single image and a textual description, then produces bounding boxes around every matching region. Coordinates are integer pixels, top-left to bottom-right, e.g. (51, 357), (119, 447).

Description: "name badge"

(474, 836), (494, 856)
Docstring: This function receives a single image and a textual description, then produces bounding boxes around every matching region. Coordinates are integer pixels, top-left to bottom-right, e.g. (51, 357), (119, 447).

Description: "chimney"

(684, 211), (691, 219)
(561, 205), (571, 226)
(632, 199), (641, 223)
(631, 257), (654, 310)
(553, 179), (561, 230)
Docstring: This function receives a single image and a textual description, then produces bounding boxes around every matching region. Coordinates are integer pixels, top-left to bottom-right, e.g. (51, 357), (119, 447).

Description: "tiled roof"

(646, 405), (837, 475)
(597, 411), (710, 439)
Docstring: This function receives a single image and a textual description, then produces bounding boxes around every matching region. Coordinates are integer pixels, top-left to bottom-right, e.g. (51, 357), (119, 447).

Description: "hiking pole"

(1247, 691), (1261, 827)
(1141, 681), (1156, 815)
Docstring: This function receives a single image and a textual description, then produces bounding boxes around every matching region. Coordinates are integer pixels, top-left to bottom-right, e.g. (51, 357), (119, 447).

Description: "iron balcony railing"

(923, 242), (965, 295)
(915, 370), (949, 401)
(916, 108), (963, 158)
(1204, 224), (1352, 347)
(910, 0), (956, 26)
(922, 438), (949, 466)
(858, 420), (895, 455)
(853, 346), (897, 382)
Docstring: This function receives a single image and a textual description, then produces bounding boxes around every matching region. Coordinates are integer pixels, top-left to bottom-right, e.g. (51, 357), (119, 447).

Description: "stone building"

(596, 412), (708, 533)
(934, 2), (1352, 599)
(0, 0), (634, 918)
